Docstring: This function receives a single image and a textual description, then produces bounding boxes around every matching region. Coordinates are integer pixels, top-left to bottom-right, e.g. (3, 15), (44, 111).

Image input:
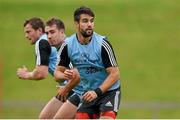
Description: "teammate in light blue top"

(65, 32), (120, 91)
(35, 34), (57, 76)
(39, 18), (80, 119)
(17, 17), (57, 80)
(16, 17), (79, 119)
(55, 6), (121, 119)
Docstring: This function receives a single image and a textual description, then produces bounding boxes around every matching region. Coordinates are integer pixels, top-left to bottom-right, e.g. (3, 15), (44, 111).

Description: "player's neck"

(77, 33), (92, 45)
(56, 35), (66, 49)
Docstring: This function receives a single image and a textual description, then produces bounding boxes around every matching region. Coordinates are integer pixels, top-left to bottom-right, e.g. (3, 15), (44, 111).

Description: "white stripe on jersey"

(114, 91), (120, 112)
(69, 62), (73, 69)
(35, 42), (41, 65)
(102, 41), (117, 66)
(56, 42), (67, 66)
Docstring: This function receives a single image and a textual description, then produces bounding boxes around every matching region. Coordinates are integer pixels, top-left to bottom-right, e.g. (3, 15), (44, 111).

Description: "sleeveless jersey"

(59, 32), (120, 94)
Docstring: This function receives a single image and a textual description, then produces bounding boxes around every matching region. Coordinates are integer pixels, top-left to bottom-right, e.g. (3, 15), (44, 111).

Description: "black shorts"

(68, 93), (81, 107)
(77, 88), (121, 114)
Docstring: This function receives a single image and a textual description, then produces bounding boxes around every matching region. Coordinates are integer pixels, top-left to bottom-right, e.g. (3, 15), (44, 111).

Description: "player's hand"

(56, 87), (68, 102)
(17, 65), (29, 79)
(17, 65), (28, 71)
(82, 90), (98, 102)
(64, 69), (76, 80)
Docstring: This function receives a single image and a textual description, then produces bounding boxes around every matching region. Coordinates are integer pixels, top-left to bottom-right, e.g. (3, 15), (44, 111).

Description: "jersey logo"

(105, 101), (113, 107)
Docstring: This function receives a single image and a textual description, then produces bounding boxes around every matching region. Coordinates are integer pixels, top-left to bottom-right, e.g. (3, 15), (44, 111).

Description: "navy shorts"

(68, 93), (81, 107)
(77, 88), (121, 114)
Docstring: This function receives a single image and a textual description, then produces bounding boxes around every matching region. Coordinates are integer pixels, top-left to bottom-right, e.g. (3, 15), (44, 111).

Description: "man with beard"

(55, 6), (121, 119)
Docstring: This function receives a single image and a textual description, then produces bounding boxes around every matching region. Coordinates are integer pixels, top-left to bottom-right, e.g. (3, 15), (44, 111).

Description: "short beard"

(81, 30), (93, 38)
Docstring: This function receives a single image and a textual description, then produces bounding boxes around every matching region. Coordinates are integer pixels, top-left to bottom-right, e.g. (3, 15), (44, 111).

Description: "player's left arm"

(99, 67), (119, 93)
(99, 39), (120, 93)
(82, 40), (120, 102)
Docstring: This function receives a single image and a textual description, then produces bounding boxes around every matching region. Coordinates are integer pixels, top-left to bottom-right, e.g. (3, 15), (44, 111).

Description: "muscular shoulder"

(93, 32), (108, 44)
(39, 40), (51, 51)
(64, 34), (76, 44)
(101, 37), (118, 68)
(39, 39), (50, 48)
(35, 39), (51, 57)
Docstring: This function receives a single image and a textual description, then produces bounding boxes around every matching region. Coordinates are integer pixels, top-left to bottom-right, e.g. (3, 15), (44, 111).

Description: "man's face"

(24, 24), (40, 45)
(76, 14), (94, 38)
(45, 24), (64, 47)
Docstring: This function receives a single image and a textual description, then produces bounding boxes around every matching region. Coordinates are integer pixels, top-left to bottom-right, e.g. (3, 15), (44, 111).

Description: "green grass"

(0, 0), (180, 118)
(0, 107), (41, 118)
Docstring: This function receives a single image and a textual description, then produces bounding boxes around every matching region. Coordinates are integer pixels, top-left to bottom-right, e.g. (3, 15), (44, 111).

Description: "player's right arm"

(54, 66), (68, 81)
(54, 43), (71, 82)
(17, 65), (48, 80)
(54, 43), (80, 101)
(17, 40), (50, 80)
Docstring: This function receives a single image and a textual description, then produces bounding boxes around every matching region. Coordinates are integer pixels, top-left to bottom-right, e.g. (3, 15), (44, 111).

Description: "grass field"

(0, 0), (180, 118)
